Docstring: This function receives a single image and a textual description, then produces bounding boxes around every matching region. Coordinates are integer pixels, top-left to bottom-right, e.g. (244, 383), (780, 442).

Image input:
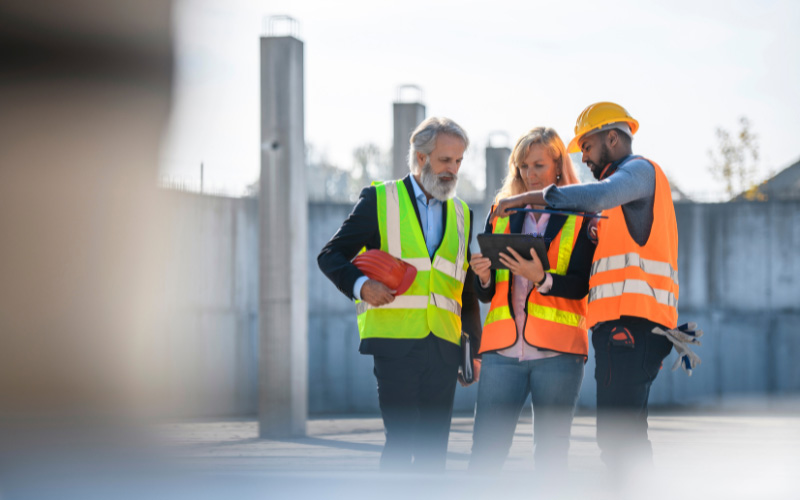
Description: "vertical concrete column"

(485, 132), (511, 203)
(392, 85), (426, 180)
(259, 33), (307, 437)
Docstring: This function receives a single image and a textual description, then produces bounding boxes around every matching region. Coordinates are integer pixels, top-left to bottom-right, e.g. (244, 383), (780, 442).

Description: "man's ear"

(416, 151), (427, 170)
(606, 129), (619, 148)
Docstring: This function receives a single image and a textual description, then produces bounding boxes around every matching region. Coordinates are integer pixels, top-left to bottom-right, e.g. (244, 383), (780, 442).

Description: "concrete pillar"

(485, 132), (511, 203)
(392, 85), (426, 180)
(259, 29), (307, 437)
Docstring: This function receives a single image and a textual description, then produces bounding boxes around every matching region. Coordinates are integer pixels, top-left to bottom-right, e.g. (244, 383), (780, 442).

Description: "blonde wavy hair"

(494, 127), (580, 203)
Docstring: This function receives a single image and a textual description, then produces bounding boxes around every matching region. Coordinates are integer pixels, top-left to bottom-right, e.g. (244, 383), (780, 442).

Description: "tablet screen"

(477, 233), (550, 271)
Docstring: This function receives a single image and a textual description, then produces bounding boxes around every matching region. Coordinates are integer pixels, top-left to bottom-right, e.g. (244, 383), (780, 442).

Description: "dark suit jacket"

(317, 175), (482, 362)
(475, 209), (595, 317)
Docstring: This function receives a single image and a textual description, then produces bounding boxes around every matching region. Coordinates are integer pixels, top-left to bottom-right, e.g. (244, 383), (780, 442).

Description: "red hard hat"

(352, 249), (417, 295)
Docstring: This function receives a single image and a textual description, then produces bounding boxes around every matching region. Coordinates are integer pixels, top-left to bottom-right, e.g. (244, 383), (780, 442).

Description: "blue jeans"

(469, 352), (585, 472)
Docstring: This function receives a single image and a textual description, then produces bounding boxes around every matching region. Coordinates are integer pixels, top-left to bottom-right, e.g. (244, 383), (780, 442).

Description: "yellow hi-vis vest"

(480, 212), (588, 356)
(355, 180), (471, 345)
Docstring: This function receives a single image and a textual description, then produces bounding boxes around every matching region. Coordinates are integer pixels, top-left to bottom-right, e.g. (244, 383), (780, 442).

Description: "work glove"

(651, 322), (704, 376)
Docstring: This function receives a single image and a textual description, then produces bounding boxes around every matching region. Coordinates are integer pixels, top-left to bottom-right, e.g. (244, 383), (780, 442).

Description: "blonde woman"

(468, 127), (595, 473)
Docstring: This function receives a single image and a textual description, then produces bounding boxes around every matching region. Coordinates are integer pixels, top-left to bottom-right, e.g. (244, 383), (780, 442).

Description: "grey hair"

(407, 117), (469, 174)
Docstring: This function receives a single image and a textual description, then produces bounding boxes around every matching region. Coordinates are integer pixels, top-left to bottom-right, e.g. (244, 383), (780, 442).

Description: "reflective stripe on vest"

(356, 295), (429, 315)
(588, 279), (678, 308)
(484, 302), (511, 325)
(431, 190), (467, 282)
(552, 215), (576, 275)
(527, 303), (584, 327)
(356, 180), (470, 344)
(590, 252), (679, 287)
(479, 215), (516, 352)
(356, 292), (462, 316)
(430, 292), (462, 316)
(587, 157), (679, 329)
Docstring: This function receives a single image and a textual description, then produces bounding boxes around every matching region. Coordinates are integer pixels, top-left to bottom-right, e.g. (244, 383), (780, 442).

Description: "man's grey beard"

(420, 159), (458, 201)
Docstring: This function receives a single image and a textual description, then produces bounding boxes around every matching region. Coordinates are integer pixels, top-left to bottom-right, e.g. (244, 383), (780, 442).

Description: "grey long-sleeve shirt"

(543, 155), (656, 246)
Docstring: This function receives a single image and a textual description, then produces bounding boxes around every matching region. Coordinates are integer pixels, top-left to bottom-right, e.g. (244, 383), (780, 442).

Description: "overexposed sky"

(160, 0), (800, 199)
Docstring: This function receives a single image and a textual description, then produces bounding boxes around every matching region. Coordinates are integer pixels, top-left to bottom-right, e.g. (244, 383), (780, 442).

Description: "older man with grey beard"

(318, 117), (482, 472)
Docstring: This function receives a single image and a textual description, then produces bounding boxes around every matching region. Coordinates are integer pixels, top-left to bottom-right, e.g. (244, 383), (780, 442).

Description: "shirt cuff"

(353, 275), (369, 301)
(536, 272), (553, 294)
(480, 276), (491, 288)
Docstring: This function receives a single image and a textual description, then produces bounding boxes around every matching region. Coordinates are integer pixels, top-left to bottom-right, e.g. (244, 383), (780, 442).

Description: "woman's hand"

(469, 252), (492, 286)
(498, 246), (545, 284)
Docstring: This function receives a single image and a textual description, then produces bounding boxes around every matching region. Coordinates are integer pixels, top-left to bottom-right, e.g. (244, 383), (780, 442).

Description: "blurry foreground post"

(0, 1), (172, 420)
(259, 18), (308, 438)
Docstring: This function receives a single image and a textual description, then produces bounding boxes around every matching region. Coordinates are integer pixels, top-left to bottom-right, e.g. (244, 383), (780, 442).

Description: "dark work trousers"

(592, 317), (673, 472)
(372, 334), (460, 472)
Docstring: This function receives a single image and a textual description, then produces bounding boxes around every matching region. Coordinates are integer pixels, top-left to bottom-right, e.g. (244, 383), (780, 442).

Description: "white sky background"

(160, 0), (800, 200)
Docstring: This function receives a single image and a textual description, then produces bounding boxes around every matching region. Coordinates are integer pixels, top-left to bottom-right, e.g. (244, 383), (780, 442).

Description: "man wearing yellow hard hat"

(493, 102), (689, 473)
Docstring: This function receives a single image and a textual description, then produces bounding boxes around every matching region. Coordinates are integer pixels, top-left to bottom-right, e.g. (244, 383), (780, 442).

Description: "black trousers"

(372, 334), (460, 472)
(592, 317), (673, 471)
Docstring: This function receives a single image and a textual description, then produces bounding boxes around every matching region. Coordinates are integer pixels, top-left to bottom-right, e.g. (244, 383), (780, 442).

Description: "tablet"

(477, 233), (550, 271)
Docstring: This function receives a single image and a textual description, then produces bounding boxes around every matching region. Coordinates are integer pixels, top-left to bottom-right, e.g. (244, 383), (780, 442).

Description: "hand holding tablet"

(476, 233), (550, 271)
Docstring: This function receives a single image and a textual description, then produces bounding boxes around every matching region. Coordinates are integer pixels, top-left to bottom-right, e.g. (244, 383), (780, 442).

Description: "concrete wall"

(309, 200), (800, 413)
(162, 190), (800, 415)
(158, 191), (259, 417)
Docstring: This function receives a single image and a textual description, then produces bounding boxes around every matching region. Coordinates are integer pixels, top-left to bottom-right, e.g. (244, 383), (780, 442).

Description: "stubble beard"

(589, 143), (613, 180)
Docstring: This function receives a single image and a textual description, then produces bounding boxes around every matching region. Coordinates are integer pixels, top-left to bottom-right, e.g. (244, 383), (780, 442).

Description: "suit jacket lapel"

(509, 211), (525, 234)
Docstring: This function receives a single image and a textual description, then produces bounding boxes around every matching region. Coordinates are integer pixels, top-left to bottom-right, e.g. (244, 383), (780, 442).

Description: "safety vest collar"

(431, 195), (468, 282)
(382, 181), (429, 267)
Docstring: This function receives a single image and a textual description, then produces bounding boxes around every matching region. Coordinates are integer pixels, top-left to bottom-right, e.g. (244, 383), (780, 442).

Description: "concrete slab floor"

(147, 403), (800, 500)
(2, 402), (797, 500)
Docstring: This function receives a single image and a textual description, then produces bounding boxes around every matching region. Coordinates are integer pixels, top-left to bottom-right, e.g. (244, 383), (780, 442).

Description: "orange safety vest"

(480, 210), (589, 356)
(587, 157), (679, 329)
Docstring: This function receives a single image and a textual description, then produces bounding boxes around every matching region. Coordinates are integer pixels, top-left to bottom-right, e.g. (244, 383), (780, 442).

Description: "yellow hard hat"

(567, 102), (639, 153)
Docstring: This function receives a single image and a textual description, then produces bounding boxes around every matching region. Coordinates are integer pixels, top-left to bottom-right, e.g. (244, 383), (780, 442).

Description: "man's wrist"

(353, 275), (369, 300)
